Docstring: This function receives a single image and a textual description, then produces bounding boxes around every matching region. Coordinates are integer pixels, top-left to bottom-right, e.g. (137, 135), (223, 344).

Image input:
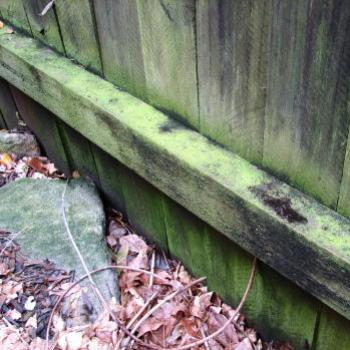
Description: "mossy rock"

(0, 130), (40, 157)
(0, 178), (119, 306)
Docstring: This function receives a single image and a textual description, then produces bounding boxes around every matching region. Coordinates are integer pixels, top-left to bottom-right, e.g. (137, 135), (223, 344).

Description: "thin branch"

(149, 250), (156, 287)
(167, 257), (258, 350)
(0, 225), (31, 257)
(45, 256), (257, 350)
(117, 291), (159, 349)
(122, 277), (206, 349)
(61, 181), (110, 313)
(39, 0), (55, 16)
(45, 265), (202, 350)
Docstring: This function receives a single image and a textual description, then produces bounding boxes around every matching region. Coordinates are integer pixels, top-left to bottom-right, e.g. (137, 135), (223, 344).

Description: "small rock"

(0, 130), (40, 158)
(0, 178), (119, 314)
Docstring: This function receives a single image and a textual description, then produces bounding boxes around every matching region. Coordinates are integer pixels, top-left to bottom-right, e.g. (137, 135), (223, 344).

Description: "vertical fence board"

(57, 120), (100, 185)
(0, 110), (6, 129)
(23, 0), (65, 53)
(137, 0), (198, 128)
(0, 78), (19, 128)
(93, 0), (147, 99)
(263, 0), (350, 208)
(338, 137), (350, 218)
(92, 145), (126, 213)
(0, 0), (31, 33)
(314, 306), (350, 350)
(55, 0), (102, 74)
(117, 166), (169, 251)
(92, 145), (169, 250)
(197, 0), (268, 163)
(10, 86), (70, 173)
(163, 199), (318, 349)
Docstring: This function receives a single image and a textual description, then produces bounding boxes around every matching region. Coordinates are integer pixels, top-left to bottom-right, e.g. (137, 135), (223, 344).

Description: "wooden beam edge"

(0, 29), (349, 319)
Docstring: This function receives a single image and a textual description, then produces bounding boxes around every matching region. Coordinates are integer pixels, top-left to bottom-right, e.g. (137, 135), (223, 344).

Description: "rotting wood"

(0, 29), (350, 319)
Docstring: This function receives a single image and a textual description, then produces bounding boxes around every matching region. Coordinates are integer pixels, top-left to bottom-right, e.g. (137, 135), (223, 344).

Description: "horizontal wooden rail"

(0, 28), (349, 319)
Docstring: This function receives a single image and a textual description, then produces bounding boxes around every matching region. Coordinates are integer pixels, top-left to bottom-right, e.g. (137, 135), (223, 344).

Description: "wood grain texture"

(93, 0), (147, 98)
(118, 167), (169, 251)
(338, 139), (350, 218)
(163, 199), (319, 349)
(55, 0), (102, 74)
(0, 78), (19, 128)
(1, 30), (350, 319)
(0, 110), (6, 129)
(23, 0), (65, 53)
(92, 145), (126, 213)
(314, 306), (350, 350)
(197, 0), (268, 163)
(137, 0), (198, 127)
(263, 0), (350, 208)
(57, 120), (100, 185)
(93, 0), (198, 127)
(10, 85), (70, 174)
(0, 0), (31, 33)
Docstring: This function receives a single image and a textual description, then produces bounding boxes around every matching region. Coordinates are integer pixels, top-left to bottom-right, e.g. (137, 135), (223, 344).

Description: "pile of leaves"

(0, 211), (292, 350)
(0, 129), (293, 349)
(0, 152), (64, 187)
(0, 231), (74, 349)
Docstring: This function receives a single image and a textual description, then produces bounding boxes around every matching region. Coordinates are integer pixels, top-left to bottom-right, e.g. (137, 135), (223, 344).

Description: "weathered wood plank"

(137, 0), (198, 128)
(197, 0), (268, 163)
(0, 110), (6, 129)
(263, 0), (350, 208)
(23, 0), (65, 53)
(1, 30), (350, 319)
(119, 167), (169, 251)
(92, 145), (126, 213)
(0, 0), (31, 33)
(92, 0), (147, 99)
(314, 306), (350, 350)
(163, 199), (319, 348)
(338, 125), (350, 219)
(55, 0), (102, 74)
(10, 85), (70, 173)
(0, 78), (19, 128)
(57, 120), (100, 185)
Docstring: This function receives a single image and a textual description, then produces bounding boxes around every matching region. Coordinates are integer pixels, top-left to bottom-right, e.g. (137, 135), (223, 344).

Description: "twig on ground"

(0, 225), (32, 257)
(117, 291), (159, 349)
(122, 277), (206, 349)
(39, 0), (55, 16)
(45, 266), (197, 350)
(165, 256), (257, 350)
(199, 323), (211, 350)
(149, 250), (156, 287)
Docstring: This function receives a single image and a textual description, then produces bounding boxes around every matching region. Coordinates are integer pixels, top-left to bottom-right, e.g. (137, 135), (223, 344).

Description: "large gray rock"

(0, 130), (40, 157)
(0, 178), (119, 312)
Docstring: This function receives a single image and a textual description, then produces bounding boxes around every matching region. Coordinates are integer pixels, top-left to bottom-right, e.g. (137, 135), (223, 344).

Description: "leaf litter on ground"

(0, 128), (293, 349)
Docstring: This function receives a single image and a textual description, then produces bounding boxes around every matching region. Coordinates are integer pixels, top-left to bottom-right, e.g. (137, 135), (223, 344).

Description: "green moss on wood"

(0, 29), (350, 319)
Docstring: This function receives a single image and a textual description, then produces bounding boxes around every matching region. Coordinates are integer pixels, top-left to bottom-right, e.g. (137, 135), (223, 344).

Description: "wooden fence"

(1, 0), (349, 214)
(0, 1), (350, 349)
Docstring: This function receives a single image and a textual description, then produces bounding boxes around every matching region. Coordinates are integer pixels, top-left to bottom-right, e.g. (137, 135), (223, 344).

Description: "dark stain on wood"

(159, 0), (173, 22)
(251, 185), (307, 224)
(159, 119), (186, 133)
